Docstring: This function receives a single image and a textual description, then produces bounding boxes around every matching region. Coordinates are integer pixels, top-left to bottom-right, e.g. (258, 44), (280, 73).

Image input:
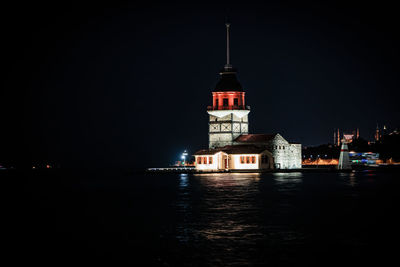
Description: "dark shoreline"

(144, 165), (400, 174)
(1, 165), (399, 177)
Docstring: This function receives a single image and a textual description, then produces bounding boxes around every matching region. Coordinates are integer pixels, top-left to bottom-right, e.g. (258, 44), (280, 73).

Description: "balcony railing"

(207, 105), (250, 111)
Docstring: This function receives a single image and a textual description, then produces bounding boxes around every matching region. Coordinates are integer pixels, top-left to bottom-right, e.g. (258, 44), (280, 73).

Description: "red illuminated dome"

(209, 90), (246, 111)
(209, 69), (247, 111)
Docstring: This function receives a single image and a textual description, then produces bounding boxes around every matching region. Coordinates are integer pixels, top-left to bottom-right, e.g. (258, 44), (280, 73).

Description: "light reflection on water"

(273, 172), (303, 193)
(177, 173), (262, 247)
(161, 171), (397, 266)
(176, 174), (191, 242)
(339, 171), (365, 187)
(15, 169), (398, 266)
(194, 172), (261, 187)
(174, 172), (307, 264)
(179, 173), (189, 188)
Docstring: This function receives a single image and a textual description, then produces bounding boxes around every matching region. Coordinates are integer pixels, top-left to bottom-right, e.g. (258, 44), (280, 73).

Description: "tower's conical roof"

(214, 68), (243, 92)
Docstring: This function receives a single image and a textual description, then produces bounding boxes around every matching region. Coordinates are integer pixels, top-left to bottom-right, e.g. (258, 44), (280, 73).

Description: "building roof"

(234, 134), (277, 143)
(192, 148), (222, 155)
(193, 145), (269, 156)
(221, 145), (269, 154)
(214, 69), (243, 92)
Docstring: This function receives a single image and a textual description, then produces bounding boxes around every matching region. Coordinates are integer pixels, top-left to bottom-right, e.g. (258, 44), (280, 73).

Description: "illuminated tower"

(207, 21), (250, 149)
(338, 139), (351, 170)
(337, 128), (340, 146)
(375, 124), (380, 141)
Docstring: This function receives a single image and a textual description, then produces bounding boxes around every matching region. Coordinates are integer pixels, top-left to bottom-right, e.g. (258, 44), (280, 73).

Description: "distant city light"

(180, 150), (189, 165)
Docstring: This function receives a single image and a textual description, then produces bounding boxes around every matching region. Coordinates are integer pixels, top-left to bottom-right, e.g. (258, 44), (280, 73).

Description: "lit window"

(209, 156), (213, 164)
(240, 156), (245, 164)
(203, 157), (207, 164)
(246, 156), (250, 164)
(251, 156), (256, 164)
(197, 157), (201, 164)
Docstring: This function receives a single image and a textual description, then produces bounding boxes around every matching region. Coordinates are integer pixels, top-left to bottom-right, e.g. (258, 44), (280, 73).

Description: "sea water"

(6, 170), (400, 266)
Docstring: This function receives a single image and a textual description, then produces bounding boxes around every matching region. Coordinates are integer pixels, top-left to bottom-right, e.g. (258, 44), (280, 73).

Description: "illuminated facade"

(194, 145), (274, 171)
(194, 22), (302, 171)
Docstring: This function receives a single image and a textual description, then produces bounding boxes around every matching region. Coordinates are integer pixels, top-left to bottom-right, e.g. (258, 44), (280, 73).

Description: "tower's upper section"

(208, 21), (249, 112)
(213, 21), (243, 92)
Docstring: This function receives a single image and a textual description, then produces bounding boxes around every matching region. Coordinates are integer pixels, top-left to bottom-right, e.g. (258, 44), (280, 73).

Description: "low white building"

(194, 145), (274, 171)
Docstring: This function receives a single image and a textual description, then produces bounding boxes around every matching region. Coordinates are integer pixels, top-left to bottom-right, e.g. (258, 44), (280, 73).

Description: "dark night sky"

(2, 1), (399, 169)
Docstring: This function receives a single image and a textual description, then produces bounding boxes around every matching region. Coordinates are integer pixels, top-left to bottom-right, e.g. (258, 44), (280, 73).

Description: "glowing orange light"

(302, 159), (339, 165)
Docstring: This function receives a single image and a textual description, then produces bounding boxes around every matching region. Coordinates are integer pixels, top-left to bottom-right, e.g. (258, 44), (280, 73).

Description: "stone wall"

(269, 135), (302, 169)
(288, 144), (302, 169)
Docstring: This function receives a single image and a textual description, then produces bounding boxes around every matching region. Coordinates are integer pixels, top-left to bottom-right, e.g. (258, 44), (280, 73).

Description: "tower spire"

(224, 19), (232, 70)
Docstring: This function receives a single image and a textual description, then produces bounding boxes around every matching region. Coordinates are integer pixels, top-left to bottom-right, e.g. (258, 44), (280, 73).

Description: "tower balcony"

(207, 105), (250, 111)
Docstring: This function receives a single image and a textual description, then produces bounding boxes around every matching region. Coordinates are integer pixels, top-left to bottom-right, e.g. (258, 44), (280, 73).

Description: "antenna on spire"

(224, 16), (232, 70)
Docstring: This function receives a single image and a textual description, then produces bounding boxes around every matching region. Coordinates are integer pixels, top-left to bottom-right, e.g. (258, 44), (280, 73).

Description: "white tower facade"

(338, 140), (351, 170)
(208, 108), (250, 148)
